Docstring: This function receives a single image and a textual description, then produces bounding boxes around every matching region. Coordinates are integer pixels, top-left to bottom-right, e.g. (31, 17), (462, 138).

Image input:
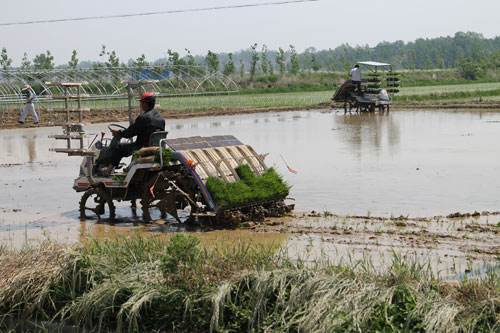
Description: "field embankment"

(0, 234), (498, 332)
(2, 81), (500, 129)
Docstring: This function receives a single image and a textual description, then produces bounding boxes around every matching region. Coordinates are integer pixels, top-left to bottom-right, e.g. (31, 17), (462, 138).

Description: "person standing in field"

(19, 84), (39, 125)
(350, 64), (362, 92)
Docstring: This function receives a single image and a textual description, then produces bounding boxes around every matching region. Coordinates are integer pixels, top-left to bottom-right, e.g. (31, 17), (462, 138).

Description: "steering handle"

(108, 124), (126, 132)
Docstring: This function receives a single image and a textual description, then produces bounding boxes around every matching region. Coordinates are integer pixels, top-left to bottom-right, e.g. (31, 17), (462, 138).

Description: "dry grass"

(0, 243), (71, 325)
(0, 235), (498, 332)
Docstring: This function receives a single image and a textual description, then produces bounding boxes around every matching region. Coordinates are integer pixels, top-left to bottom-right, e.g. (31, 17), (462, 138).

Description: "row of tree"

(1, 32), (499, 79)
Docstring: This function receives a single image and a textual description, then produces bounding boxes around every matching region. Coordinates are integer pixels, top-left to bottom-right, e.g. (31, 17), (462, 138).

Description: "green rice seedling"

(206, 165), (290, 209)
(155, 148), (175, 164)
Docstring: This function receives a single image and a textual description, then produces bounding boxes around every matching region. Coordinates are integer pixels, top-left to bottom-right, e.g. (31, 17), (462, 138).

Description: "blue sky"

(0, 0), (498, 64)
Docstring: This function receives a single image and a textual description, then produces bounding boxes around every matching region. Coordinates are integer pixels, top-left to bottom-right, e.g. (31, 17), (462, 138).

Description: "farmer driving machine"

(332, 61), (401, 113)
(51, 123), (293, 225)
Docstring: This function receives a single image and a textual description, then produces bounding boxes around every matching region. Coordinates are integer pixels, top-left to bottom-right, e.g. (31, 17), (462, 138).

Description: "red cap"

(138, 92), (155, 101)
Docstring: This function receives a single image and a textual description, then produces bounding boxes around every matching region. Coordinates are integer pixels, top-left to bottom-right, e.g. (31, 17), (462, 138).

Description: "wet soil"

(0, 105), (328, 129)
(253, 213), (499, 279)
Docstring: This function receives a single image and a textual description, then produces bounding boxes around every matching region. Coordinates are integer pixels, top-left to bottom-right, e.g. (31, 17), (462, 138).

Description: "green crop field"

(398, 82), (500, 96)
(157, 91), (330, 112)
(157, 82), (500, 111)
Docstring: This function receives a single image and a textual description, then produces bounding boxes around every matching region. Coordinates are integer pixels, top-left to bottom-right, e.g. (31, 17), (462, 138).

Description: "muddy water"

(3, 110), (500, 217)
(1, 110), (500, 276)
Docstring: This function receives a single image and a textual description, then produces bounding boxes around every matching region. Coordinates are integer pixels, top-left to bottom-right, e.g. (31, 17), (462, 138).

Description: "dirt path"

(2, 101), (500, 129)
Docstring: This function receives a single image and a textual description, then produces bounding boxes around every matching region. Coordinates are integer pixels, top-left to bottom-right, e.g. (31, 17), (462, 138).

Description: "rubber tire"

(79, 188), (116, 221)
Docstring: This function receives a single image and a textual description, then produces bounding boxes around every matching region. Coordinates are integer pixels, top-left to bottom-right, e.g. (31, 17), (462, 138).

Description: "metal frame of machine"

(71, 130), (290, 225)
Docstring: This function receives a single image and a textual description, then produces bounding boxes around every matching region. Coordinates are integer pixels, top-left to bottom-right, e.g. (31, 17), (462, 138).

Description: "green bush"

(160, 234), (201, 274)
(206, 165), (290, 209)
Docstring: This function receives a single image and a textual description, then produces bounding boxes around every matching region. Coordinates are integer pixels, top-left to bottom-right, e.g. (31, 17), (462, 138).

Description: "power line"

(0, 0), (321, 27)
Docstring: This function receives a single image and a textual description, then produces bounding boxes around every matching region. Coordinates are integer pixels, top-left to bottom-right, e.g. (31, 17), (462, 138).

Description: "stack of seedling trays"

(386, 72), (401, 94)
(364, 73), (382, 94)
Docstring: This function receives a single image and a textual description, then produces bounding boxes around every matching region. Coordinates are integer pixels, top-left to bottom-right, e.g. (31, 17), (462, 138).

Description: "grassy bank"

(0, 234), (498, 332)
(2, 81), (500, 128)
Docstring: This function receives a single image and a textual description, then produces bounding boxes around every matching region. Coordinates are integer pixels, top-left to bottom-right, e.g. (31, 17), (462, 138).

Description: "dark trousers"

(352, 80), (361, 92)
(96, 136), (139, 168)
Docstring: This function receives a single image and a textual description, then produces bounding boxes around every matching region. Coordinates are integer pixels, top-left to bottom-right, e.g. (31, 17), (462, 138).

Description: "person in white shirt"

(350, 64), (362, 92)
(379, 88), (390, 101)
(19, 84), (39, 125)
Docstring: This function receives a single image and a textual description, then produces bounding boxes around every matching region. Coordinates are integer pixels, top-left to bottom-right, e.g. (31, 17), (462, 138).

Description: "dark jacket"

(120, 109), (165, 148)
(23, 88), (36, 104)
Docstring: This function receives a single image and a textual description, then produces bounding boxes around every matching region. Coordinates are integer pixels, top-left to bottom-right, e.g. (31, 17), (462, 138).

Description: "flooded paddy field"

(1, 109), (499, 277)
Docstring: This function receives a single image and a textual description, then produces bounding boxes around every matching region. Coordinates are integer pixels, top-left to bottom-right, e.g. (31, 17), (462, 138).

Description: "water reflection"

(336, 113), (400, 157)
(27, 136), (37, 166)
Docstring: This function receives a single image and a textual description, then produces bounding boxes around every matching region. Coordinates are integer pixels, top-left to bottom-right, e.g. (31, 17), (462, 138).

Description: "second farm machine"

(332, 61), (401, 113)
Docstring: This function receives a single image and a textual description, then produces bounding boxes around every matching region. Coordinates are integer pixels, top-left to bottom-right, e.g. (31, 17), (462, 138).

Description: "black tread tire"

(79, 188), (116, 221)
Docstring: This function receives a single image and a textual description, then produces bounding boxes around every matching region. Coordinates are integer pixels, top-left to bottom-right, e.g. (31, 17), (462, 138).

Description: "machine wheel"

(141, 172), (200, 224)
(79, 187), (115, 221)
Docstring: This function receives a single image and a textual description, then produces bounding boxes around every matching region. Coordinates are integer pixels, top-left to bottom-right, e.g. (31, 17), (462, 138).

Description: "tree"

(276, 48), (286, 75)
(99, 45), (120, 68)
(490, 52), (500, 69)
(184, 49), (197, 67)
(223, 53), (235, 76)
(249, 43), (259, 82)
(184, 49), (198, 75)
(68, 49), (79, 69)
(260, 45), (269, 74)
(311, 53), (320, 71)
(133, 54), (148, 68)
(0, 47), (12, 71)
(167, 49), (187, 67)
(289, 45), (300, 75)
(107, 51), (120, 68)
(20, 53), (31, 70)
(167, 49), (187, 75)
(239, 60), (245, 79)
(33, 51), (55, 71)
(267, 59), (274, 75)
(457, 58), (484, 80)
(205, 50), (219, 73)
